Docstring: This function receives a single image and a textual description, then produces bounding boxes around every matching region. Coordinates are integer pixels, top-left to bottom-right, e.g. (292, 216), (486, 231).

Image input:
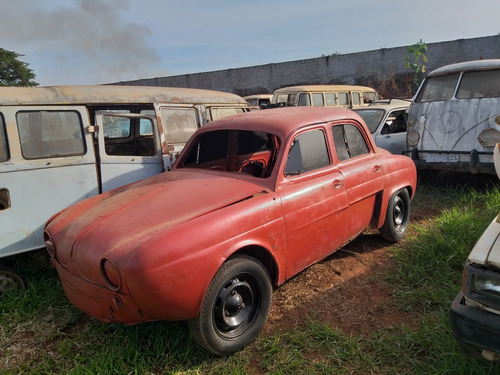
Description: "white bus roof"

(0, 85), (247, 106)
(273, 85), (376, 94)
(428, 59), (500, 77)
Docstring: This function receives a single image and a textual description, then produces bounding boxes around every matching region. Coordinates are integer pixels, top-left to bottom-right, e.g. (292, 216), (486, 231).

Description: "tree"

(404, 39), (427, 91)
(0, 47), (38, 87)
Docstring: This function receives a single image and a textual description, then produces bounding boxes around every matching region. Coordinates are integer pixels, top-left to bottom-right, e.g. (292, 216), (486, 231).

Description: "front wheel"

(379, 188), (410, 243)
(188, 256), (272, 356)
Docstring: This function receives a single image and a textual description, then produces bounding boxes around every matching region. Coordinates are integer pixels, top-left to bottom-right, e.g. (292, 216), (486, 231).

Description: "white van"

(0, 85), (248, 265)
(406, 59), (500, 174)
(270, 85), (378, 108)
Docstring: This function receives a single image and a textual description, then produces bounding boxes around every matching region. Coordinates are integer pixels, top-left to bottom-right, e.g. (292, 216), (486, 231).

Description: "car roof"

(354, 99), (411, 111)
(199, 106), (363, 137)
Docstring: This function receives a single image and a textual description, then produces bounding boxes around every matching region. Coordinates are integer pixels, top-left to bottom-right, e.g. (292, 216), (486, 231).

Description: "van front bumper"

(406, 148), (495, 175)
(450, 291), (500, 361)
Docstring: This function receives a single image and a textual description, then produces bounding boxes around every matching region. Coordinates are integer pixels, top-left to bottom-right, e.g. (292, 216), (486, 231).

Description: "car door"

(96, 111), (163, 192)
(374, 109), (408, 155)
(277, 127), (349, 278)
(332, 122), (385, 238)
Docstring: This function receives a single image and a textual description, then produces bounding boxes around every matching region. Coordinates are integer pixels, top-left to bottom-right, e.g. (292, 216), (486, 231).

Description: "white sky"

(0, 0), (498, 86)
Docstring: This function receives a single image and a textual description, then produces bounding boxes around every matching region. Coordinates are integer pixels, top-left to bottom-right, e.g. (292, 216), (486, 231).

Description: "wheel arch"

(227, 245), (279, 287)
(371, 184), (414, 229)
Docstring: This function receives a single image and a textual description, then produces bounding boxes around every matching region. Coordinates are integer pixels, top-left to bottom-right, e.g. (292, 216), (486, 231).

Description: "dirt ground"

(264, 228), (416, 337)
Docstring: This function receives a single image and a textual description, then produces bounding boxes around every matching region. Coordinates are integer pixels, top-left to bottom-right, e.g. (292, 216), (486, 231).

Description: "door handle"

(333, 180), (343, 189)
(373, 165), (381, 173)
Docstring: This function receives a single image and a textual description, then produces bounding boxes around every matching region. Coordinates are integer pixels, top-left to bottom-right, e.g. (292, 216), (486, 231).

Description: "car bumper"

(450, 291), (500, 361)
(53, 259), (155, 324)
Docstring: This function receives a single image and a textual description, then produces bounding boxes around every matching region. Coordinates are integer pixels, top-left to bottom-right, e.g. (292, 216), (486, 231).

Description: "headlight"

(465, 266), (500, 310)
(43, 230), (56, 258)
(407, 129), (420, 147)
(101, 258), (121, 291)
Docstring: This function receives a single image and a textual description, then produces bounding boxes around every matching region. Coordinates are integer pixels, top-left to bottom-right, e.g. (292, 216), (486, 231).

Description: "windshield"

(353, 109), (385, 133)
(179, 129), (280, 178)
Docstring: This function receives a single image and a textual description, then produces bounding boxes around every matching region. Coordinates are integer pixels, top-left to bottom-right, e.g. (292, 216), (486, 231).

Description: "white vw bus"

(0, 85), (248, 284)
(406, 59), (500, 174)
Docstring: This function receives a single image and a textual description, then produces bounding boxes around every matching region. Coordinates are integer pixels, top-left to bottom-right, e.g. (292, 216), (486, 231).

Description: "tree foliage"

(0, 47), (38, 87)
(404, 39), (427, 90)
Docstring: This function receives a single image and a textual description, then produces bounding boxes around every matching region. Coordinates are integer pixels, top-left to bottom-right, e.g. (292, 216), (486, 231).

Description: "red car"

(44, 107), (417, 355)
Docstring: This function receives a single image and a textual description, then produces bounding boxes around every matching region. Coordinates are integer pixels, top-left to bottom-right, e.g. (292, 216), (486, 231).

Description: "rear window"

(456, 69), (500, 99)
(0, 114), (8, 162)
(16, 111), (85, 159)
(416, 74), (460, 102)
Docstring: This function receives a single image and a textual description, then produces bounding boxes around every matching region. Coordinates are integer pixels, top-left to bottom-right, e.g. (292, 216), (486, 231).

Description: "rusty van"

(0, 85), (248, 289)
(406, 59), (500, 175)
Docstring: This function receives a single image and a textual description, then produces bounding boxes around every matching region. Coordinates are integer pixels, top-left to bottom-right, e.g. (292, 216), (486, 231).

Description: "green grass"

(2, 179), (500, 374)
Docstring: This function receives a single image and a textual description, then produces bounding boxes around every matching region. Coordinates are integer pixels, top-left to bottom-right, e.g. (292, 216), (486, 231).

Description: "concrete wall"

(115, 35), (500, 97)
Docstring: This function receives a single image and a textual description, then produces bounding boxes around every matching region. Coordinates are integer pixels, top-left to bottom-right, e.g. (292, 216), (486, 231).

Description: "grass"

(2, 177), (500, 374)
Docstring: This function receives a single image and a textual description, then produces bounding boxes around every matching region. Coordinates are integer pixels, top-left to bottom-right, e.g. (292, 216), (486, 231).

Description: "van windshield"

(456, 69), (500, 99)
(416, 74), (459, 102)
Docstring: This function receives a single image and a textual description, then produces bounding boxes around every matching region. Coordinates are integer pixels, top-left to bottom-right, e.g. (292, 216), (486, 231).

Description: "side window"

(0, 114), (8, 162)
(140, 109), (155, 135)
(338, 92), (348, 106)
(210, 107), (246, 121)
(312, 93), (324, 106)
(383, 110), (407, 134)
(298, 93), (311, 106)
(457, 69), (500, 99)
(285, 129), (329, 176)
(363, 91), (377, 104)
(160, 107), (199, 144)
(17, 111), (85, 159)
(325, 93), (336, 106)
(352, 92), (361, 106)
(332, 124), (369, 162)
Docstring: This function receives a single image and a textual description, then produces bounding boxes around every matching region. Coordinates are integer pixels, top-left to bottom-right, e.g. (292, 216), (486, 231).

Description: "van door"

(96, 112), (163, 192)
(1, 106), (99, 255)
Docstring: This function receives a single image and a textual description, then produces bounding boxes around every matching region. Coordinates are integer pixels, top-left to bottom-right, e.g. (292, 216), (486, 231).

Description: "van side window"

(457, 69), (500, 99)
(352, 92), (361, 106)
(416, 74), (460, 102)
(312, 93), (324, 106)
(160, 107), (199, 145)
(285, 129), (330, 176)
(363, 91), (377, 104)
(0, 114), (8, 162)
(210, 107), (246, 121)
(325, 93), (336, 106)
(17, 111), (85, 160)
(338, 92), (348, 106)
(332, 124), (369, 162)
(298, 93), (311, 106)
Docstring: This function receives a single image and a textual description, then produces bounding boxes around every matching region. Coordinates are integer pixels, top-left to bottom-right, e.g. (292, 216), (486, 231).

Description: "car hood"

(468, 213), (500, 269)
(47, 170), (267, 269)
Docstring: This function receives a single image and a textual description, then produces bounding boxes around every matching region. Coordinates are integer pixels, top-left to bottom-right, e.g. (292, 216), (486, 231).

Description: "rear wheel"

(380, 188), (410, 242)
(0, 267), (25, 296)
(189, 256), (272, 355)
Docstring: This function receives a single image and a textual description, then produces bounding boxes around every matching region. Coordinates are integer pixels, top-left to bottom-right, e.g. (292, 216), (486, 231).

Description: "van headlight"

(407, 129), (420, 147)
(466, 266), (500, 310)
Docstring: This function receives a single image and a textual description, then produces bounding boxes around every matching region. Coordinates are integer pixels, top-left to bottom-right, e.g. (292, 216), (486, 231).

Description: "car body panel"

(45, 107), (416, 325)
(353, 99), (410, 155)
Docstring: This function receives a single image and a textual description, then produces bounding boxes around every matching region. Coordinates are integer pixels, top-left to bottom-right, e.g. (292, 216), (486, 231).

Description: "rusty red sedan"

(44, 107), (417, 355)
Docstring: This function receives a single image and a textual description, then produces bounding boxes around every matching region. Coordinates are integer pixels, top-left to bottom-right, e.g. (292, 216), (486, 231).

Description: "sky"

(0, 0), (498, 86)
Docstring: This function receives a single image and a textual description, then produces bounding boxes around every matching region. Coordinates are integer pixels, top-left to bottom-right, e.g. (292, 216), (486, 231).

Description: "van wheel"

(188, 256), (272, 356)
(380, 188), (410, 243)
(0, 267), (25, 296)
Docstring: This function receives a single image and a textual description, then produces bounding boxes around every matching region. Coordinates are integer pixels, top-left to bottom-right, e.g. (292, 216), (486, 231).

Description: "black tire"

(0, 266), (25, 296)
(379, 188), (410, 243)
(188, 256), (272, 355)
